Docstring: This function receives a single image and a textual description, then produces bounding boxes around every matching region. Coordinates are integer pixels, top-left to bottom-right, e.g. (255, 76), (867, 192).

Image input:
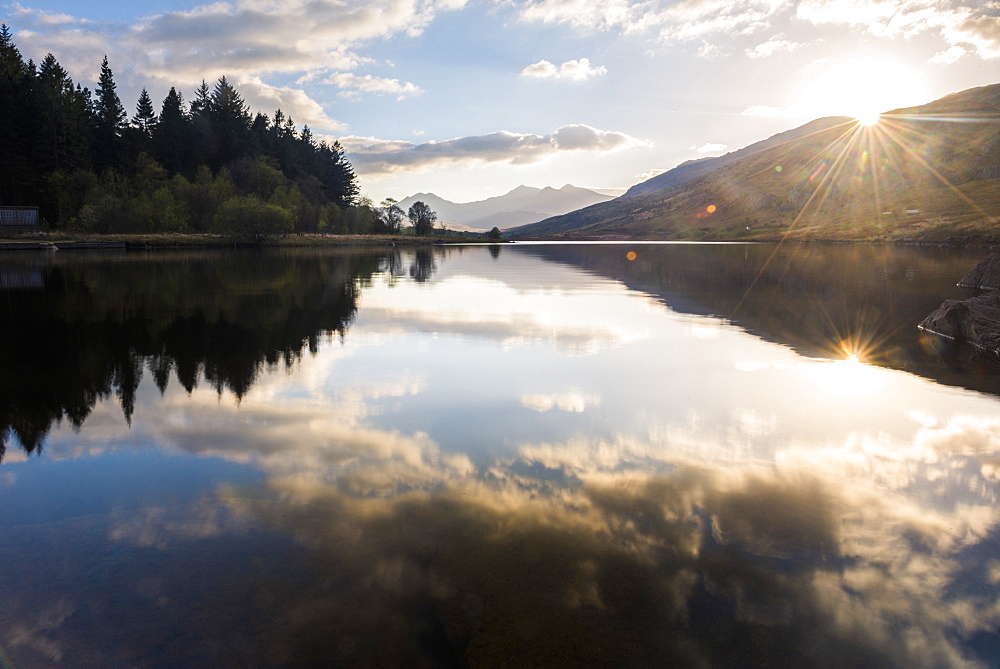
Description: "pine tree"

(317, 140), (359, 208)
(35, 54), (89, 174)
(189, 79), (213, 168)
(190, 80), (210, 119)
(92, 55), (126, 171)
(153, 87), (189, 174)
(208, 75), (250, 168)
(94, 55), (126, 135)
(132, 87), (157, 134)
(0, 23), (32, 203)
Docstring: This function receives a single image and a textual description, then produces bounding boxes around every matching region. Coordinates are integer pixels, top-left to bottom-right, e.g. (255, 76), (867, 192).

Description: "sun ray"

(875, 116), (992, 219)
(735, 101), (997, 320)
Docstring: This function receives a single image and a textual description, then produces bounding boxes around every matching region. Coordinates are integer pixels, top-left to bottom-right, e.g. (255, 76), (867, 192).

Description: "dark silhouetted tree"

(92, 55), (126, 171)
(209, 75), (250, 169)
(153, 87), (189, 174)
(132, 87), (157, 134)
(375, 198), (405, 233)
(0, 23), (32, 203)
(408, 200), (437, 235)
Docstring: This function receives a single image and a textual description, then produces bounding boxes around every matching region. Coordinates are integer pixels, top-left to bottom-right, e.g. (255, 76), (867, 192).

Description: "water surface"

(1, 242), (998, 667)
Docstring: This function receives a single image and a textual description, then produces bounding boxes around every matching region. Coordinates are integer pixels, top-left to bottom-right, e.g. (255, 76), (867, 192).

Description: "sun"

(797, 56), (927, 124)
(855, 110), (882, 127)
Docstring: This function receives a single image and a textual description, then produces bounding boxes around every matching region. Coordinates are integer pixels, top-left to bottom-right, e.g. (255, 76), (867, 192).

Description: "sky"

(2, 0), (998, 203)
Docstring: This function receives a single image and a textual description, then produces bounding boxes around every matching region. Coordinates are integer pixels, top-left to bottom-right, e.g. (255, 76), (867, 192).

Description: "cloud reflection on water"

(58, 373), (996, 666)
(4, 248), (1000, 666)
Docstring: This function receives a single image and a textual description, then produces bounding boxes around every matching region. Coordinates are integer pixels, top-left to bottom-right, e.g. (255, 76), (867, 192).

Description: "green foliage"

(488, 226), (502, 241)
(344, 203), (376, 234)
(213, 195), (293, 243)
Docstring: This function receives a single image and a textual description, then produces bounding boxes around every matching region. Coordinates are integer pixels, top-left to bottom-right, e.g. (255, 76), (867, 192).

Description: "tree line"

(0, 23), (449, 239)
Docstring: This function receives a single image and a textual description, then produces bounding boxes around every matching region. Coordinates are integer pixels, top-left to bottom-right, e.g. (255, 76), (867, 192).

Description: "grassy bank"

(0, 231), (504, 249)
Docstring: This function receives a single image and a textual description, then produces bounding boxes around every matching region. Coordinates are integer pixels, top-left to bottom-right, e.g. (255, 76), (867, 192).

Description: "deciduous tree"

(408, 200), (437, 236)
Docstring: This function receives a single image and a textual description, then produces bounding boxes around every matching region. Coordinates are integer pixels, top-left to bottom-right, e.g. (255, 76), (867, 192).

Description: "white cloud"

(929, 45), (967, 64)
(635, 167), (668, 181)
(746, 37), (803, 58)
(694, 142), (727, 154)
(796, 0), (1000, 59)
(517, 0), (792, 44)
(5, 0), (469, 133)
(521, 391), (601, 412)
(696, 41), (723, 57)
(343, 124), (645, 175)
(517, 0), (639, 31)
(514, 0), (1000, 61)
(324, 72), (423, 99)
(231, 75), (348, 131)
(521, 57), (608, 80)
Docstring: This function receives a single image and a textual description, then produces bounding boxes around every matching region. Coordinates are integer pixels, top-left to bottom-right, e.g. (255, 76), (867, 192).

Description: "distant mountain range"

(398, 185), (613, 231)
(510, 83), (1000, 242)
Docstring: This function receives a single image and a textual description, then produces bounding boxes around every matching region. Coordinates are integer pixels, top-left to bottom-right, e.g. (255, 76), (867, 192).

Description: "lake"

(1, 242), (998, 667)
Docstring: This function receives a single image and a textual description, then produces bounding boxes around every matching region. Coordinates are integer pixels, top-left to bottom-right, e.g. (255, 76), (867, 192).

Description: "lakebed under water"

(0, 242), (998, 667)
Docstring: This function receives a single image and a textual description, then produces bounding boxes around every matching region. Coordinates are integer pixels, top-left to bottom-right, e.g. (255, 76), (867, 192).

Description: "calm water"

(1, 242), (999, 667)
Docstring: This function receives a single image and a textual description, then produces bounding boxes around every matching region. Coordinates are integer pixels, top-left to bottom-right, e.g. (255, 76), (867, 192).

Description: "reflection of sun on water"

(808, 353), (880, 399)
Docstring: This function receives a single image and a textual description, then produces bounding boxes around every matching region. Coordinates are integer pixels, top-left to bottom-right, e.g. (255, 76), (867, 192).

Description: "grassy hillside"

(511, 84), (1000, 242)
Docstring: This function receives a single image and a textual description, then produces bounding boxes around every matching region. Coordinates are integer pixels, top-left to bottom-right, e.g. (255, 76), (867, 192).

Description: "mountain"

(623, 116), (852, 197)
(397, 185), (613, 231)
(510, 83), (1000, 241)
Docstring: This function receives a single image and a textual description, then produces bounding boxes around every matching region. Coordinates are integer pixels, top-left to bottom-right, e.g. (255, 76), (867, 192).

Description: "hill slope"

(510, 84), (1000, 241)
(623, 116), (852, 197)
(399, 185), (612, 230)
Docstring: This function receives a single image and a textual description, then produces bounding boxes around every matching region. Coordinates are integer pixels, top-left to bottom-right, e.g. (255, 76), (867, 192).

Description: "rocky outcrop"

(958, 252), (1000, 293)
(919, 291), (1000, 357)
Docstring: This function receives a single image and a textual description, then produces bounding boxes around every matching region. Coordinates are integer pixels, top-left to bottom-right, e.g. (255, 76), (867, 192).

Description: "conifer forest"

(0, 24), (376, 237)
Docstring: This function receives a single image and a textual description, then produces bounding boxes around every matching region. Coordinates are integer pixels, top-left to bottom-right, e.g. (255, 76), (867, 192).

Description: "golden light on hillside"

(771, 103), (997, 240)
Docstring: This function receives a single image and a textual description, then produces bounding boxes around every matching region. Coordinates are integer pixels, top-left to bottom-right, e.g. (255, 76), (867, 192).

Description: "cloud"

(231, 75), (348, 131)
(796, 0), (1000, 59)
(5, 0), (469, 133)
(929, 45), (966, 64)
(517, 0), (793, 43)
(521, 57), (608, 81)
(517, 0), (639, 31)
(694, 142), (727, 154)
(342, 124), (645, 175)
(634, 167), (669, 181)
(520, 391), (601, 412)
(323, 72), (423, 99)
(514, 0), (1000, 61)
(746, 37), (803, 58)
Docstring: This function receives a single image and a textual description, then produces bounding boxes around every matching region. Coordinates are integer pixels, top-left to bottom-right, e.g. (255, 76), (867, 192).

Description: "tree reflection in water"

(0, 250), (384, 458)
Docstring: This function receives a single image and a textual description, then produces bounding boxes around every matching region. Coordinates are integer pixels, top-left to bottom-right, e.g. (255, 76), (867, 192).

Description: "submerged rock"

(959, 252), (1000, 293)
(919, 292), (1000, 357)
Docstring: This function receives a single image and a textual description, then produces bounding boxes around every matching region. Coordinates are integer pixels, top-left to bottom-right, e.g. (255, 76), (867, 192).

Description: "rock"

(918, 292), (1000, 357)
(959, 253), (1000, 293)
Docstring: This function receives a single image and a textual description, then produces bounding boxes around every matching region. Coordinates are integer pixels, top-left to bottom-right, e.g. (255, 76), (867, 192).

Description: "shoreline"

(0, 232), (507, 251)
(0, 230), (996, 251)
